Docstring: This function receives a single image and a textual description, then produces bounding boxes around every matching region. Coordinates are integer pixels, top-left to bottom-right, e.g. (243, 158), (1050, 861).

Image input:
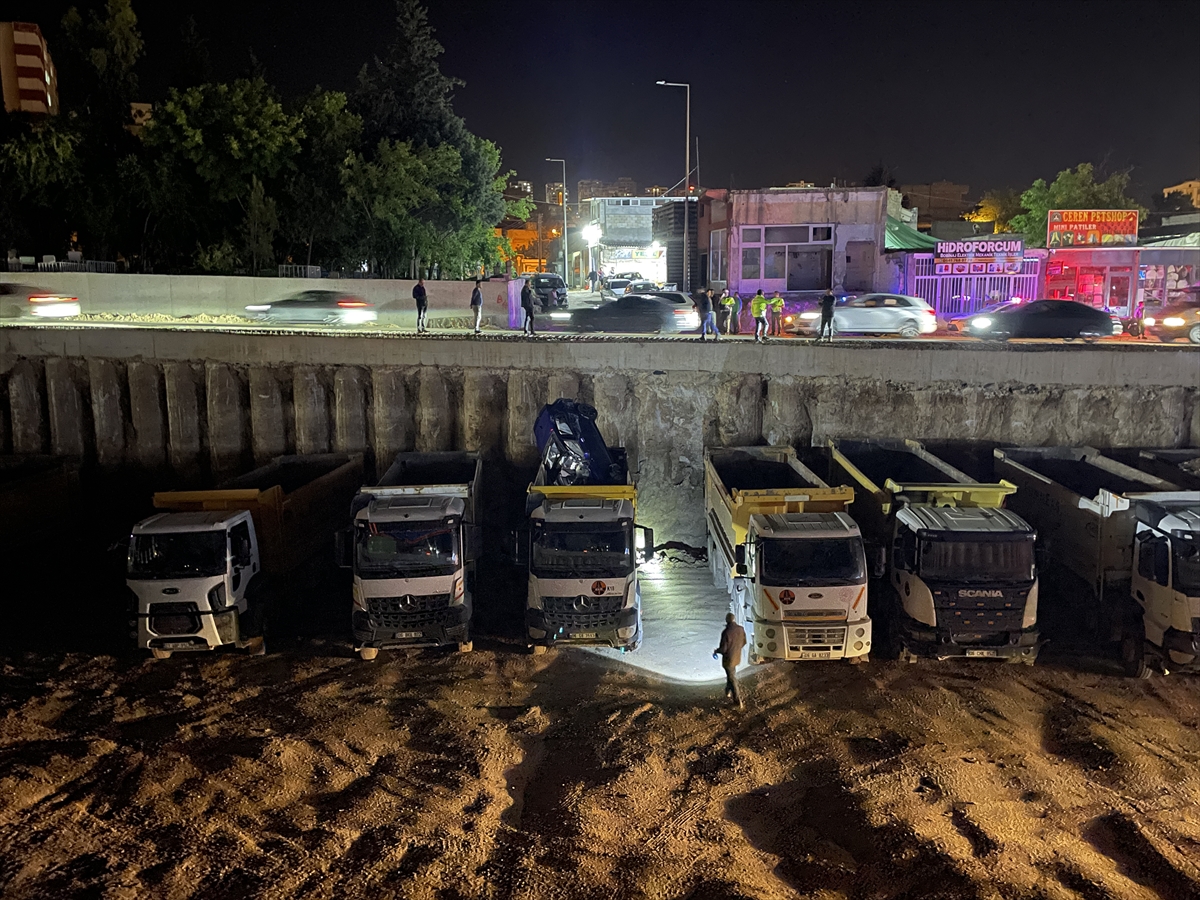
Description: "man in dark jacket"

(818, 288), (836, 341)
(713, 612), (747, 708)
(520, 278), (536, 335)
(413, 278), (428, 333)
(695, 288), (718, 341)
(470, 279), (484, 334)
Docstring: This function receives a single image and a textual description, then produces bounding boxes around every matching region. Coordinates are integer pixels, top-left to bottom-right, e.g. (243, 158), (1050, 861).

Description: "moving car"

(530, 273), (567, 310)
(570, 293), (699, 334)
(246, 290), (376, 325)
(946, 299), (1024, 333)
(1145, 292), (1200, 344)
(828, 293), (937, 338)
(963, 299), (1117, 341)
(0, 282), (81, 319)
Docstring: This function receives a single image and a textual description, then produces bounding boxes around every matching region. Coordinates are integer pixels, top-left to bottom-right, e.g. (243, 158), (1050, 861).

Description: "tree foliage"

(1008, 164), (1146, 247)
(967, 188), (1024, 232)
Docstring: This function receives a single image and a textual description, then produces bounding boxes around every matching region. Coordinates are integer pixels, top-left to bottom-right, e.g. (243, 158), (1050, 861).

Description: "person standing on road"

(470, 279), (484, 334)
(588, 269), (598, 292)
(769, 291), (785, 336)
(696, 288), (719, 341)
(818, 288), (836, 341)
(520, 278), (536, 335)
(713, 613), (747, 709)
(413, 278), (428, 333)
(751, 290), (770, 343)
(718, 290), (735, 334)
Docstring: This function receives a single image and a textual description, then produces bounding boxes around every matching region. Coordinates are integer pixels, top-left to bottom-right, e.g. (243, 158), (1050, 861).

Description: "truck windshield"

(919, 537), (1035, 583)
(129, 533), (227, 579)
(1174, 540), (1200, 595)
(758, 538), (865, 586)
(532, 522), (632, 579)
(356, 522), (459, 578)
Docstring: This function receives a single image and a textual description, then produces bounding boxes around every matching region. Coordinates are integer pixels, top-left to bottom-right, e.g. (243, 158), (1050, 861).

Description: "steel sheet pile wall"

(1, 327), (1196, 544)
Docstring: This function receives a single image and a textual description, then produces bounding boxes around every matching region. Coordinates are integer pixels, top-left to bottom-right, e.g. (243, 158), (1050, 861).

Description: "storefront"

(1043, 248), (1140, 314)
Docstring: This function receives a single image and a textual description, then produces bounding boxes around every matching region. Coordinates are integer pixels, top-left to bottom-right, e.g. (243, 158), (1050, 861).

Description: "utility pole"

(656, 81), (690, 292)
(537, 211), (544, 270)
(546, 158), (568, 286)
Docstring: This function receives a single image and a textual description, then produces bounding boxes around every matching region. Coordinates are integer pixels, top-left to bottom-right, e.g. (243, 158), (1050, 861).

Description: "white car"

(0, 282), (81, 319)
(831, 293), (937, 338)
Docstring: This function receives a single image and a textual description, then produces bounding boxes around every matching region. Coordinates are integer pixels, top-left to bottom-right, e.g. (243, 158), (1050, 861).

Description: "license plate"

(573, 632), (598, 639)
(394, 631), (422, 639)
(801, 651), (830, 659)
(162, 642), (197, 650)
(966, 649), (998, 658)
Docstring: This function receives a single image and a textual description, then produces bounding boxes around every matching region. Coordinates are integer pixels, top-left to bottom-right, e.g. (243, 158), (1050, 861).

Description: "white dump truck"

(346, 451), (482, 660)
(522, 400), (653, 653)
(829, 439), (1041, 663)
(129, 454), (364, 658)
(704, 446), (870, 663)
(995, 446), (1200, 676)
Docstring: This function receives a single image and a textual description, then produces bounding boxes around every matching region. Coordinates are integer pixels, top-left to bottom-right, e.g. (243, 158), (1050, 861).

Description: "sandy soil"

(2, 617), (1199, 899)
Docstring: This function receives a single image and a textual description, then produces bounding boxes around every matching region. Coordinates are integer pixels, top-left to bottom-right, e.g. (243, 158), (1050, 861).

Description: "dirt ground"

(2, 603), (1199, 900)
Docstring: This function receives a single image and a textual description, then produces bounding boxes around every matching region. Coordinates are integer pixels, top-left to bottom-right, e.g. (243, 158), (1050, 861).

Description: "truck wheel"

(358, 647), (379, 661)
(1120, 632), (1150, 678)
(530, 644), (548, 656)
(457, 640), (474, 653)
(151, 648), (172, 660)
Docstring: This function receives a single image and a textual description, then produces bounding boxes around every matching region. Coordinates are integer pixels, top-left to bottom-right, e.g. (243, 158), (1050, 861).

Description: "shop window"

(812, 226), (832, 242)
(621, 199), (631, 206)
(764, 245), (787, 279)
(742, 247), (760, 280)
(640, 199), (654, 206)
(710, 229), (727, 281)
(742, 228), (761, 243)
(765, 226), (809, 244)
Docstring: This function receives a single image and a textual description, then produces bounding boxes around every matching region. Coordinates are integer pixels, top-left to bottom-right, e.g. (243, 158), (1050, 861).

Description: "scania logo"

(959, 589), (1003, 598)
(591, 581), (606, 596)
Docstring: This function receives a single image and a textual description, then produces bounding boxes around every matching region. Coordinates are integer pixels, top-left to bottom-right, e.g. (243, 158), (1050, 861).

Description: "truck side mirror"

(734, 562), (748, 577)
(734, 545), (746, 567)
(872, 546), (887, 578)
(463, 524), (482, 562)
(636, 525), (655, 564)
(334, 528), (353, 569)
(511, 529), (530, 567)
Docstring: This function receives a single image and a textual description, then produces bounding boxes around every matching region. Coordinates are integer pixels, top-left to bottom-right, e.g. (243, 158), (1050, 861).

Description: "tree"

(967, 188), (1024, 232)
(1153, 190), (1197, 213)
(242, 176), (278, 275)
(1008, 163), (1146, 247)
(863, 161), (899, 189)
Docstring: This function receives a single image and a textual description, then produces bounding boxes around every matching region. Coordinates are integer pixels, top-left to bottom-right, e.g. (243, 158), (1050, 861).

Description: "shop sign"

(609, 247), (665, 260)
(934, 239), (1024, 275)
(1047, 209), (1138, 248)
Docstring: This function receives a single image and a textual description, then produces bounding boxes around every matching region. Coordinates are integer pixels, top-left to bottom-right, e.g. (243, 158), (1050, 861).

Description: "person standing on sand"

(713, 613), (747, 708)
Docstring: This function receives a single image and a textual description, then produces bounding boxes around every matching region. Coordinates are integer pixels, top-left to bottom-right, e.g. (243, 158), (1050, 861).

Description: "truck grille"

(366, 594), (453, 630)
(543, 610), (624, 630)
(782, 609), (846, 620)
(149, 601), (201, 635)
(934, 591), (1025, 638)
(785, 624), (847, 649)
(542, 595), (624, 616)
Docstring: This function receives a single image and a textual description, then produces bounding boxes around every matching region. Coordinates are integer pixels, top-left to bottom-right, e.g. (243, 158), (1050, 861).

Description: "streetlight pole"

(656, 81), (690, 292)
(546, 158), (568, 287)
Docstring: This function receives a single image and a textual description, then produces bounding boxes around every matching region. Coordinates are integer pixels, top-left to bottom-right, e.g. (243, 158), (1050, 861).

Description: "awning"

(885, 216), (939, 251)
(1140, 232), (1200, 248)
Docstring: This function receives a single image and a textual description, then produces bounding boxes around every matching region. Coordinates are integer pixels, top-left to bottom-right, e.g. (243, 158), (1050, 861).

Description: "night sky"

(11, 0), (1200, 202)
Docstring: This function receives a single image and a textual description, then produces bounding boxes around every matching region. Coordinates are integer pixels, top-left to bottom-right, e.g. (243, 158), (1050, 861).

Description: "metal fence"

(908, 254), (1041, 316)
(10, 259), (118, 274)
(277, 264), (323, 278)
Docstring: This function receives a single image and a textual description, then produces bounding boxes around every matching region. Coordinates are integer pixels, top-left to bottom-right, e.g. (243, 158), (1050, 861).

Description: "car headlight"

(1164, 317), (1186, 327)
(799, 311), (819, 320)
(1143, 316), (1156, 326)
(971, 317), (992, 329)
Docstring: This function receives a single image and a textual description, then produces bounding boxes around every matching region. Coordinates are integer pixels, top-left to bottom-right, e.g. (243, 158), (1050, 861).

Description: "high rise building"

(545, 183), (566, 205)
(0, 22), (58, 115)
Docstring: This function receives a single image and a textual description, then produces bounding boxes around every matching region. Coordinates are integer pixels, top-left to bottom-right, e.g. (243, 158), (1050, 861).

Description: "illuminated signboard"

(1047, 209), (1138, 248)
(608, 247), (665, 260)
(934, 239), (1024, 275)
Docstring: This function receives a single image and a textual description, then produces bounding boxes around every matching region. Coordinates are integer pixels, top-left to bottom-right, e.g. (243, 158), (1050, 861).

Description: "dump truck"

(129, 454), (364, 658)
(346, 451), (482, 660)
(1100, 448), (1200, 492)
(995, 446), (1200, 676)
(522, 400), (653, 653)
(704, 446), (870, 663)
(829, 439), (1041, 663)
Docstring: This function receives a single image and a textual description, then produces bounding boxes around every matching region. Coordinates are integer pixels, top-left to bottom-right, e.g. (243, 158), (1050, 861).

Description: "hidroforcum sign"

(1047, 209), (1138, 248)
(934, 239), (1024, 275)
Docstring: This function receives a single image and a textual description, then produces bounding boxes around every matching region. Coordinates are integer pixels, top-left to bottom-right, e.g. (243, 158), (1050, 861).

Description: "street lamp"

(656, 80), (690, 292)
(546, 157), (568, 287)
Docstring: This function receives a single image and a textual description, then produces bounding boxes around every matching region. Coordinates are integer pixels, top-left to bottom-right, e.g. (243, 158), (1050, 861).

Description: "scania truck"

(704, 446), (870, 663)
(522, 400), (653, 653)
(347, 451), (482, 660)
(129, 454), (364, 658)
(995, 446), (1199, 676)
(829, 439), (1041, 663)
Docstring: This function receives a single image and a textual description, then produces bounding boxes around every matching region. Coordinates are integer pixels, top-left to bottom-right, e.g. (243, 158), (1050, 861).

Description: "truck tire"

(358, 647), (379, 661)
(151, 648), (172, 660)
(1121, 630), (1150, 678)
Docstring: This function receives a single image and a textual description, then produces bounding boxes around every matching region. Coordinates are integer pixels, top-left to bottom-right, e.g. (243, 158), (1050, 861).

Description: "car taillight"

(338, 300), (369, 308)
(673, 309), (688, 315)
(29, 295), (76, 303)
(924, 309), (937, 316)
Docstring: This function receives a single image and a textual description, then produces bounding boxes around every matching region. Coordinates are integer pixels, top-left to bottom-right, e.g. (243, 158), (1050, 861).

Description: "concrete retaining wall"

(1, 326), (1196, 543)
(0, 272), (521, 327)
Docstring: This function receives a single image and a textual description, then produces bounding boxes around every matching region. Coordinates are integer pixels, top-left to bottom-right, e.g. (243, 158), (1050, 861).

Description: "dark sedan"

(245, 290), (376, 325)
(570, 293), (699, 334)
(963, 299), (1118, 341)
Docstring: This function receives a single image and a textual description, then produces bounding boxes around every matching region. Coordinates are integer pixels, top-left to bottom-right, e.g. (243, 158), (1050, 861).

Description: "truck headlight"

(207, 583), (228, 610)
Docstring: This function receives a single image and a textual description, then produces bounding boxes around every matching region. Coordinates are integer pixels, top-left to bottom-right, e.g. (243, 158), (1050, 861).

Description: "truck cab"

(740, 512), (870, 661)
(351, 494), (475, 658)
(888, 504), (1039, 662)
(129, 510), (264, 658)
(1129, 501), (1200, 673)
(525, 493), (651, 652)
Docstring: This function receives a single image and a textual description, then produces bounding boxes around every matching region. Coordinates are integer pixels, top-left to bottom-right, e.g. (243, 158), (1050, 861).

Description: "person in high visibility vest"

(769, 291), (785, 336)
(751, 290), (770, 343)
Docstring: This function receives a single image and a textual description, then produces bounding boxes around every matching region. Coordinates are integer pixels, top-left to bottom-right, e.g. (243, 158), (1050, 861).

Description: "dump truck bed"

(366, 451), (483, 523)
(1100, 448), (1200, 492)
(154, 453), (364, 573)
